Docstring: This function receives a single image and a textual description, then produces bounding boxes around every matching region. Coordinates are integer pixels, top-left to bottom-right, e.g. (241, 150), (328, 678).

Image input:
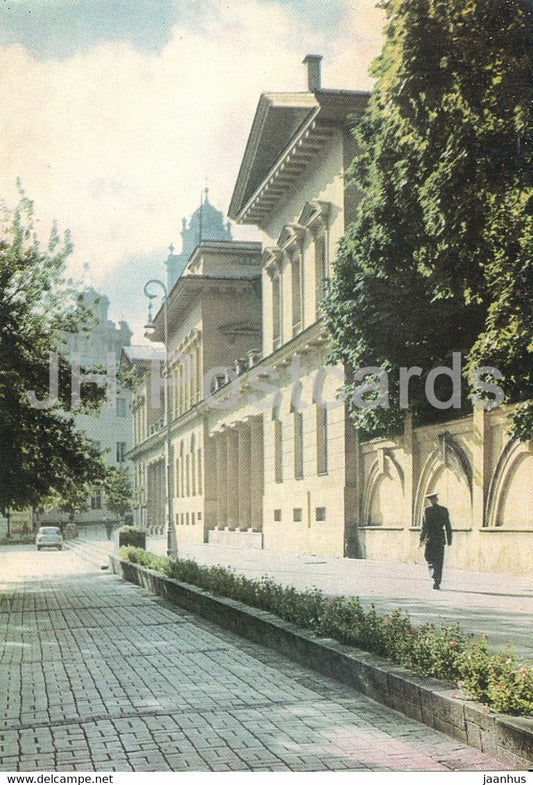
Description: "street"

(0, 544), (506, 772)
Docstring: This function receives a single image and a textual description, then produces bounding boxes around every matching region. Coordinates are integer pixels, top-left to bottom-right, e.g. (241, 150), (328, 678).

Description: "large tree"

(0, 191), (108, 513)
(324, 0), (532, 439)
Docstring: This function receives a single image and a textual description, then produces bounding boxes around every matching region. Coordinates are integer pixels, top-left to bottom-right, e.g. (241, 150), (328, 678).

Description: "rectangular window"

(116, 442), (126, 463)
(191, 450), (196, 496)
(116, 398), (127, 417)
(272, 275), (281, 350)
(315, 507), (326, 522)
(291, 254), (302, 336)
(293, 508), (303, 522)
(294, 411), (303, 479)
(274, 419), (283, 483)
(316, 405), (328, 475)
(197, 450), (203, 494)
(315, 234), (328, 318)
(274, 509), (282, 521)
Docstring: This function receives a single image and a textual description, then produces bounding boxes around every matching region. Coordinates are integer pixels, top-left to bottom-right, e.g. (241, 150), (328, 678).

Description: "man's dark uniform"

(420, 496), (452, 589)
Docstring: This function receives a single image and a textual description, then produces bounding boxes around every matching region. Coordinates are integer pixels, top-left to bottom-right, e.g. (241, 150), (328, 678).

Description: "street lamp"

(144, 278), (177, 559)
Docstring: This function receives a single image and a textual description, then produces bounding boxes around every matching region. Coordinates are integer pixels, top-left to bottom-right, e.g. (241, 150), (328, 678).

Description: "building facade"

(131, 56), (533, 575)
(128, 239), (262, 542)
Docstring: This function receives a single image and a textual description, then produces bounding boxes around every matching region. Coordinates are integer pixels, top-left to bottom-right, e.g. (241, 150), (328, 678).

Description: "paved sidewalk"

(138, 537), (533, 660)
(0, 546), (504, 772)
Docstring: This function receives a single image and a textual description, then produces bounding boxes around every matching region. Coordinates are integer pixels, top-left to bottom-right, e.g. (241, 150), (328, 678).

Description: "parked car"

(35, 526), (63, 551)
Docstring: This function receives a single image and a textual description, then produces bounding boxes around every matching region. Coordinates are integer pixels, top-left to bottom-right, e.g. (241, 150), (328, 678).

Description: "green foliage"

(508, 400), (533, 442)
(324, 0), (533, 439)
(0, 190), (108, 513)
(104, 467), (133, 519)
(119, 548), (533, 716)
(460, 641), (533, 715)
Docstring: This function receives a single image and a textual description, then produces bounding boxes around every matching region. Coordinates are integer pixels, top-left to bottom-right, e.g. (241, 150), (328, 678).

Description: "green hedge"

(119, 546), (533, 717)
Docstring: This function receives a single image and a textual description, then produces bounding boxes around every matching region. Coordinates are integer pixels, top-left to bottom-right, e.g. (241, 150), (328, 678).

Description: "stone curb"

(109, 555), (533, 769)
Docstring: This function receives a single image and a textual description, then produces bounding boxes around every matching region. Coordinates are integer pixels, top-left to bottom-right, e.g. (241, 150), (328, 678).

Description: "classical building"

(132, 55), (533, 575)
(120, 344), (166, 529)
(128, 239), (262, 541)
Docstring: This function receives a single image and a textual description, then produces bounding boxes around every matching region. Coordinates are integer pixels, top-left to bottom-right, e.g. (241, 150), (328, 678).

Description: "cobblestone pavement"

(0, 546), (506, 772)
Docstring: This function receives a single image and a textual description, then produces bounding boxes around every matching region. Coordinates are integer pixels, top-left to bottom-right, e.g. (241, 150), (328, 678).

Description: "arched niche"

(362, 450), (404, 526)
(486, 440), (533, 528)
(414, 433), (472, 528)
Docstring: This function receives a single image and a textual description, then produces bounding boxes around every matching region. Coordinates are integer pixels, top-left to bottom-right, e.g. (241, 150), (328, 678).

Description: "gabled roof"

(229, 89), (369, 226)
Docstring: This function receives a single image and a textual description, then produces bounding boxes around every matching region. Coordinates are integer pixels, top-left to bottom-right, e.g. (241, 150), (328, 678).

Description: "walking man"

(419, 492), (452, 589)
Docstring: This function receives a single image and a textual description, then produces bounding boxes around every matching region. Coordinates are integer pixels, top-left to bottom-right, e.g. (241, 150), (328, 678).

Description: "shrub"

(460, 642), (533, 715)
(118, 547), (533, 716)
(118, 527), (146, 549)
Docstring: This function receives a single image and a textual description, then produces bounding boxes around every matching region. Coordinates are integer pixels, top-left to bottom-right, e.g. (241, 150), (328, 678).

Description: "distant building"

(40, 287), (134, 530)
(165, 189), (233, 290)
(119, 344), (166, 529)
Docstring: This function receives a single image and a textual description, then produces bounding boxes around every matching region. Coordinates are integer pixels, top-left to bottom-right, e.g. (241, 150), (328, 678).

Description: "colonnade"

(212, 416), (263, 531)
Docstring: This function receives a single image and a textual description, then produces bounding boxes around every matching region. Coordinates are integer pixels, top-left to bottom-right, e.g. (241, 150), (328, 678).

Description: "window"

(316, 405), (328, 475)
(293, 508), (303, 522)
(291, 253), (303, 336)
(274, 419), (283, 483)
(274, 509), (282, 521)
(116, 398), (127, 417)
(179, 441), (185, 497)
(116, 442), (126, 463)
(294, 412), (303, 479)
(197, 449), (203, 494)
(315, 507), (326, 522)
(190, 435), (196, 496)
(272, 275), (281, 350)
(195, 344), (202, 404)
(91, 489), (102, 510)
(315, 234), (328, 317)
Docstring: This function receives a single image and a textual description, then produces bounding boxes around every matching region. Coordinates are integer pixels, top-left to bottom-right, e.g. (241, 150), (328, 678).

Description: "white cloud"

(0, 0), (383, 338)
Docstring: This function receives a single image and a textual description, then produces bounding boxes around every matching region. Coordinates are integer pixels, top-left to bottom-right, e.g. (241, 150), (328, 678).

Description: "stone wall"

(355, 407), (533, 575)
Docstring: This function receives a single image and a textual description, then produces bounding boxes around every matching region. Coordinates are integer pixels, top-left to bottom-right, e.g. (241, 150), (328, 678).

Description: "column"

(249, 416), (264, 532)
(471, 406), (487, 567)
(226, 427), (239, 529)
(204, 434), (217, 531)
(146, 462), (154, 529)
(215, 432), (228, 528)
(237, 423), (252, 529)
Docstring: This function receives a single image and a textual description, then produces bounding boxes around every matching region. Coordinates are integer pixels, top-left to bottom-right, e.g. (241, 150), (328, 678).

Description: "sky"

(0, 0), (384, 341)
